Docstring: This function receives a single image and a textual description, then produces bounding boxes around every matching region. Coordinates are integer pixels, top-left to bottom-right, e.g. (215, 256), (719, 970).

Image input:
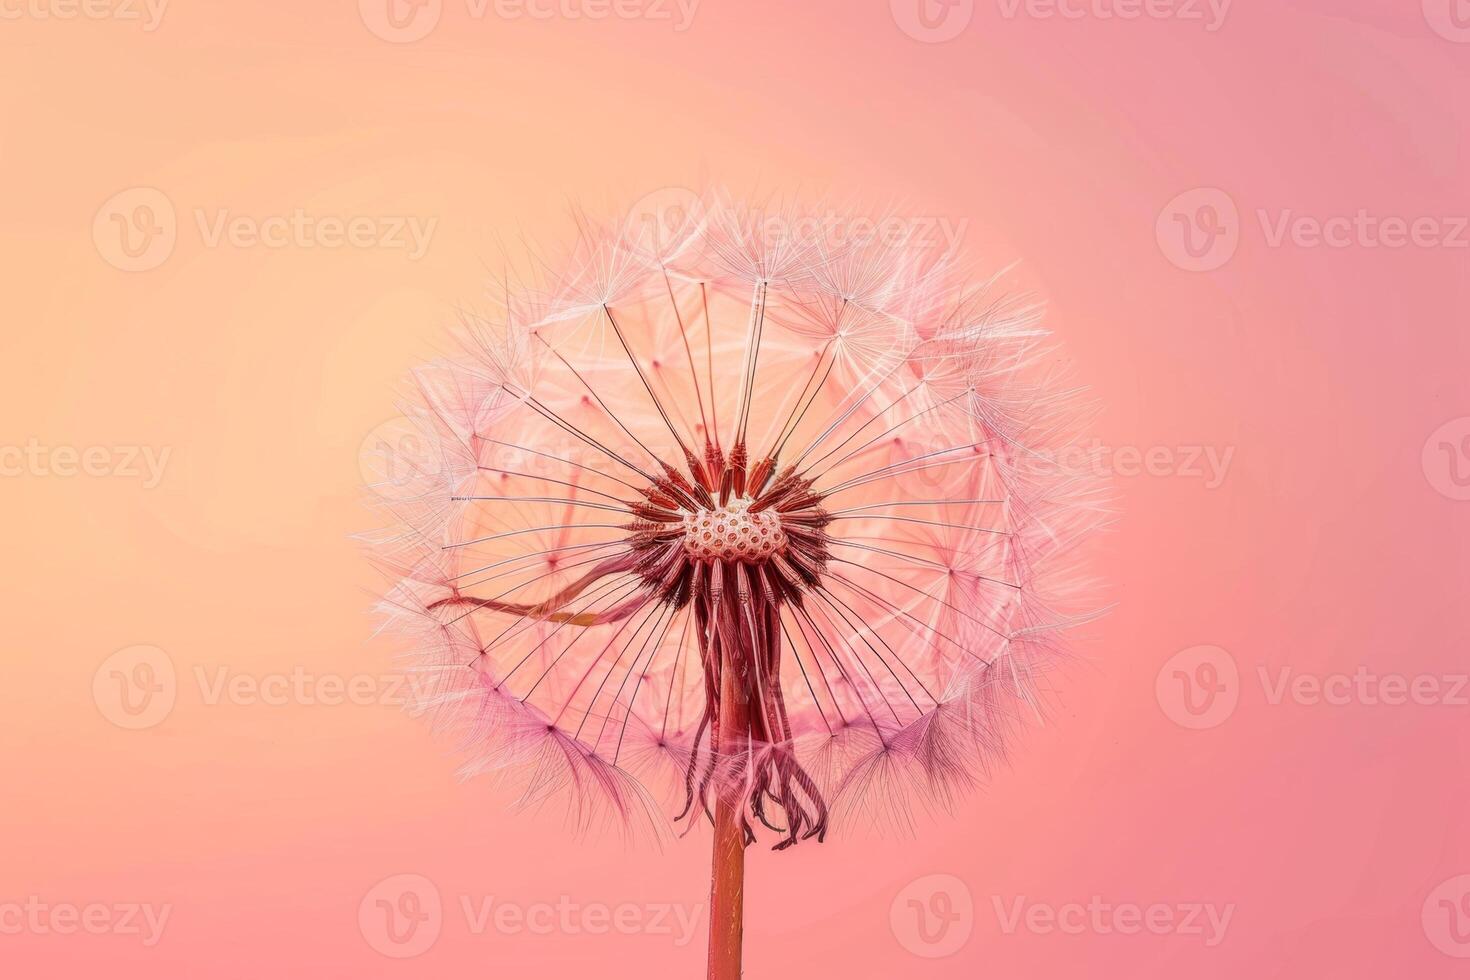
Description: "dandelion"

(366, 194), (1103, 976)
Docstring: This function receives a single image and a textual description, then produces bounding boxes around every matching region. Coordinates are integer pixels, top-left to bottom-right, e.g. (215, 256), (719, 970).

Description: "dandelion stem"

(708, 638), (746, 980)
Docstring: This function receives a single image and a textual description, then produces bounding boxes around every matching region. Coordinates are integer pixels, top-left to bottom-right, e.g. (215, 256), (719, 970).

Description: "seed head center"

(680, 496), (787, 563)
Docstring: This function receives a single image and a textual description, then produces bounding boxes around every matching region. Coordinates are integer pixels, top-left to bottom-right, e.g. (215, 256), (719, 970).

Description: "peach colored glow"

(2, 2), (1467, 978)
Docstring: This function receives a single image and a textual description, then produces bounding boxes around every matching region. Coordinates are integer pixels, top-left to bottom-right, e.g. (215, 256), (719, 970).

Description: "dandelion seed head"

(367, 193), (1105, 847)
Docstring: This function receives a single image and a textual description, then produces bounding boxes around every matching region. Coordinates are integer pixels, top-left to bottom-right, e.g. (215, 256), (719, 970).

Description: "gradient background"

(3, 0), (1469, 976)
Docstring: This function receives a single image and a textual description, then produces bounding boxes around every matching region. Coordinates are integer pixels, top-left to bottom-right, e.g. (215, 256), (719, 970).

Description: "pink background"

(3, 0), (1469, 976)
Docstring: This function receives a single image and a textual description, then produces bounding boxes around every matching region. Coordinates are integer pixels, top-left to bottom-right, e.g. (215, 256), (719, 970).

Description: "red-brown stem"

(707, 646), (746, 979)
